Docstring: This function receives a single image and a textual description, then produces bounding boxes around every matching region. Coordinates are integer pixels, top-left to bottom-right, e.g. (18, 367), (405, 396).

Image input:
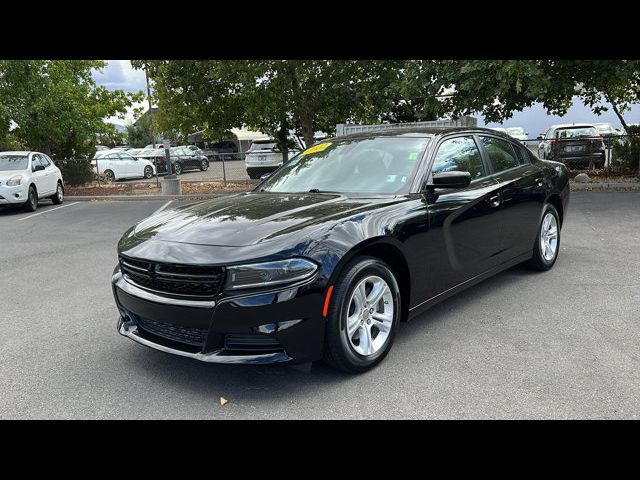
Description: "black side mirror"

(430, 171), (471, 189)
(33, 165), (45, 172)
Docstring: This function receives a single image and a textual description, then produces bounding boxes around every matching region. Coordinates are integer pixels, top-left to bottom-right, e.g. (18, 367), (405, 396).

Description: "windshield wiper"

(307, 188), (339, 194)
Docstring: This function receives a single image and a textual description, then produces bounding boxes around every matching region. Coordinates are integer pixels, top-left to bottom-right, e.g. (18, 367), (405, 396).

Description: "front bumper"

(112, 270), (325, 365)
(0, 183), (28, 205)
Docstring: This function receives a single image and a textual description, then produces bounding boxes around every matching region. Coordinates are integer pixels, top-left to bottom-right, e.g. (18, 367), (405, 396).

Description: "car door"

(29, 154), (48, 195)
(423, 134), (505, 299)
(38, 154), (58, 194)
(478, 135), (547, 261)
(118, 153), (138, 177)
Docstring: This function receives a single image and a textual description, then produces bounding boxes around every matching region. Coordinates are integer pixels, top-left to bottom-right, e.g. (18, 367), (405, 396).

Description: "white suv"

(91, 150), (156, 182)
(0, 151), (64, 212)
(245, 140), (300, 179)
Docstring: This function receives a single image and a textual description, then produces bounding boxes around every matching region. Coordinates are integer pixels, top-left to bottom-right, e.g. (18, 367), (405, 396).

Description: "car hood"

(133, 192), (403, 247)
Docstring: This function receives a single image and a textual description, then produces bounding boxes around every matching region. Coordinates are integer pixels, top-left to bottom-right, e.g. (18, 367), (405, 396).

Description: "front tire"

(104, 170), (115, 183)
(143, 165), (153, 179)
(51, 181), (64, 204)
(23, 185), (38, 212)
(323, 257), (401, 373)
(528, 204), (560, 271)
(173, 163), (182, 175)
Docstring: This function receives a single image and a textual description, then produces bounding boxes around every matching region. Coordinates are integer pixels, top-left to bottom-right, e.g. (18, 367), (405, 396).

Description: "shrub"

(55, 158), (95, 186)
(612, 126), (640, 171)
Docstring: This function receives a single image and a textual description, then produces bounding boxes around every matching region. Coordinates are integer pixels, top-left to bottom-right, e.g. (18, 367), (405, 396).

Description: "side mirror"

(430, 171), (471, 189)
(536, 135), (543, 140)
(33, 165), (45, 172)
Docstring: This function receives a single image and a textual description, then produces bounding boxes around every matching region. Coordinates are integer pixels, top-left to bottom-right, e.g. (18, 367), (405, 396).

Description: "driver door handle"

(487, 194), (501, 208)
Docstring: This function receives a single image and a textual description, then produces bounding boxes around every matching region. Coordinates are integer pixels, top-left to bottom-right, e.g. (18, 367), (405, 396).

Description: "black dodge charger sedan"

(113, 127), (569, 373)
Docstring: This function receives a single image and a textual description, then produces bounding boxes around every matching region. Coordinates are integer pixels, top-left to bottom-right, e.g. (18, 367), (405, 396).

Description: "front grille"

(119, 255), (225, 298)
(137, 316), (208, 347)
(224, 334), (283, 353)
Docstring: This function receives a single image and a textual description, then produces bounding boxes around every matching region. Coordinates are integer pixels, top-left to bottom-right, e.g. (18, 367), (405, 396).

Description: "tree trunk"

(299, 111), (315, 147)
(605, 93), (629, 133)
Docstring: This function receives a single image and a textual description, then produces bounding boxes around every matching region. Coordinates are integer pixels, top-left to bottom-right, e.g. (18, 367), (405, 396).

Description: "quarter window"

(513, 144), (529, 165)
(432, 136), (486, 179)
(480, 136), (519, 172)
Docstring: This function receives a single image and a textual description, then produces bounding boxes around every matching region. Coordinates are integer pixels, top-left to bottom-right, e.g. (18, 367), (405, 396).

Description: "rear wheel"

(104, 170), (115, 183)
(51, 181), (64, 204)
(200, 159), (209, 171)
(143, 165), (153, 179)
(173, 163), (182, 175)
(23, 185), (38, 212)
(323, 257), (400, 373)
(528, 204), (560, 271)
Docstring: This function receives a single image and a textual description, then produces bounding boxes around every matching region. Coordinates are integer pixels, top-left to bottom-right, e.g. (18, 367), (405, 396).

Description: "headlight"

(225, 258), (318, 291)
(6, 175), (23, 186)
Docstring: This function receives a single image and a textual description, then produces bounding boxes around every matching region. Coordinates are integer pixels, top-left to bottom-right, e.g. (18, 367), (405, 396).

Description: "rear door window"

(479, 136), (520, 172)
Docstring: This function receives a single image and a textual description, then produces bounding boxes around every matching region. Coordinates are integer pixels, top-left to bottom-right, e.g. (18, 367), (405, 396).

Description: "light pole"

(144, 62), (159, 186)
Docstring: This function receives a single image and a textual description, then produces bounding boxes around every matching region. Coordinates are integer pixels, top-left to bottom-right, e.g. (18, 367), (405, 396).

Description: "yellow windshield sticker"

(302, 142), (332, 155)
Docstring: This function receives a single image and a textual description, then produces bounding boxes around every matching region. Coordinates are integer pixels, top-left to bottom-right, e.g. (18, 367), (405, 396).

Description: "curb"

(570, 182), (640, 191)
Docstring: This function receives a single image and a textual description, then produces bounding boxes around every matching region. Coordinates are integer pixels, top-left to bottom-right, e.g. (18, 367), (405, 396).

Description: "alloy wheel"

(345, 275), (394, 356)
(540, 212), (558, 261)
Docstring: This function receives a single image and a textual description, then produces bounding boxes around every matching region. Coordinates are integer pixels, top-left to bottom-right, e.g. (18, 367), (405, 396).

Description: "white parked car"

(245, 140), (300, 179)
(0, 151), (64, 212)
(91, 150), (156, 182)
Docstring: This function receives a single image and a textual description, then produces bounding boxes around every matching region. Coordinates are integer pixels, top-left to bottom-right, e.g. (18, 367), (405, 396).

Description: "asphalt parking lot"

(1, 192), (639, 419)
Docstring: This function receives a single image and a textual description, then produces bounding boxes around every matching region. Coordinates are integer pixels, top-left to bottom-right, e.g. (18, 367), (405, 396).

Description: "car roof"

(550, 123), (596, 129)
(337, 126), (518, 141)
(0, 151), (32, 156)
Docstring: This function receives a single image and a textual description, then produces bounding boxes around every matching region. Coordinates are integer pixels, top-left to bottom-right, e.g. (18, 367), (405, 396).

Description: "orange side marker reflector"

(322, 285), (334, 317)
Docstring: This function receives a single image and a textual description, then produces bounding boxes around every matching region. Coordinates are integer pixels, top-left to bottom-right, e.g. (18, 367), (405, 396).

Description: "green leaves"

(0, 60), (138, 158)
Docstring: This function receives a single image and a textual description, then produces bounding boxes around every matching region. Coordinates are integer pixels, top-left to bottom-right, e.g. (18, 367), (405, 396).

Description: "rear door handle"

(487, 194), (501, 208)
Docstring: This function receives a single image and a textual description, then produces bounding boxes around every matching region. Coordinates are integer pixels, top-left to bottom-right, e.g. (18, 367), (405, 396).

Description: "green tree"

(0, 60), (142, 158)
(126, 114), (155, 148)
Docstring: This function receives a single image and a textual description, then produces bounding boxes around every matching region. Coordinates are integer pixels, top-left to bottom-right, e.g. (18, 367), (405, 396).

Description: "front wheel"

(323, 257), (400, 373)
(173, 163), (182, 175)
(528, 204), (560, 271)
(51, 181), (64, 204)
(23, 185), (38, 212)
(143, 165), (154, 179)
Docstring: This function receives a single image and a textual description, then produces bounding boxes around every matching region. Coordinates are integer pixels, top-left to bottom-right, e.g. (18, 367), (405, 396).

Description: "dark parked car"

(202, 140), (239, 161)
(537, 124), (605, 167)
(113, 127), (569, 373)
(169, 147), (209, 174)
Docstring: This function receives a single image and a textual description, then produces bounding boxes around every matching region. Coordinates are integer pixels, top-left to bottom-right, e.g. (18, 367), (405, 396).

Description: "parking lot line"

(18, 202), (80, 221)
(154, 200), (173, 215)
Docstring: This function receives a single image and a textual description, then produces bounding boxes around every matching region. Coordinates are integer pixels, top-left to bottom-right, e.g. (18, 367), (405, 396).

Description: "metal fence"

(520, 133), (640, 174)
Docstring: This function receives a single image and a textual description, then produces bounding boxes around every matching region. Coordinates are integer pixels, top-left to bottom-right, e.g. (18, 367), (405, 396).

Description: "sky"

(93, 60), (640, 137)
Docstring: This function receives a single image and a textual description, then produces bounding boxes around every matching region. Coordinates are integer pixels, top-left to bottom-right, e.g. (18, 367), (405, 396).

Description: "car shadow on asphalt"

(116, 263), (535, 404)
(0, 200), (57, 217)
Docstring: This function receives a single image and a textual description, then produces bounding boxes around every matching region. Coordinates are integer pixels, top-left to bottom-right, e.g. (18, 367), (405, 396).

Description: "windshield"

(557, 127), (598, 138)
(507, 127), (525, 136)
(259, 136), (431, 195)
(0, 155), (28, 171)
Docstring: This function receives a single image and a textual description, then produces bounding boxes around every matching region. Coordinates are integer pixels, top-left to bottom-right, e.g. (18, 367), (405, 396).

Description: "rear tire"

(528, 204), (560, 271)
(143, 165), (153, 179)
(323, 256), (401, 373)
(174, 163), (182, 175)
(104, 170), (115, 183)
(200, 159), (209, 171)
(51, 181), (64, 205)
(23, 185), (38, 212)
